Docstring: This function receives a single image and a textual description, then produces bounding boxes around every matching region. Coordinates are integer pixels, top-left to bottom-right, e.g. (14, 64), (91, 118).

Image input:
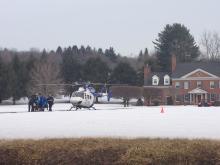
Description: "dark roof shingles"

(172, 62), (220, 78)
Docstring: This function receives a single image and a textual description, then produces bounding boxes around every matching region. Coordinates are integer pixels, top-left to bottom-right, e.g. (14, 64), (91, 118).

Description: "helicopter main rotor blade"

(36, 84), (83, 87)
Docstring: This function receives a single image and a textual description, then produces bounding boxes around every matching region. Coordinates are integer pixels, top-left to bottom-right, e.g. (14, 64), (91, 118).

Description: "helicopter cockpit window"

(73, 92), (84, 98)
(87, 95), (90, 99)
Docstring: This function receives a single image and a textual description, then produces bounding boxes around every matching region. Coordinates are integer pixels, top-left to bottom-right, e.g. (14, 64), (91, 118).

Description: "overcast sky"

(0, 0), (219, 56)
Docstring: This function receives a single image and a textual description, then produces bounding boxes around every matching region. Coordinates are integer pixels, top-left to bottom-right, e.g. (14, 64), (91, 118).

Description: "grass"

(0, 138), (220, 165)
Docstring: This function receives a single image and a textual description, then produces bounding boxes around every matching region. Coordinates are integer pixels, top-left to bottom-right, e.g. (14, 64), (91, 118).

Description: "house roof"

(144, 72), (170, 86)
(172, 61), (220, 78)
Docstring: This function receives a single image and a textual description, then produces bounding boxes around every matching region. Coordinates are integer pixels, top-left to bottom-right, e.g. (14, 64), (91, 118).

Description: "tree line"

(0, 23), (219, 104)
(0, 46), (146, 104)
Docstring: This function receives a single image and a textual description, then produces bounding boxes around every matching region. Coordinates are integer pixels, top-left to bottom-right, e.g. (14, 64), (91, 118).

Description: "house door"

(197, 95), (201, 103)
(166, 96), (173, 105)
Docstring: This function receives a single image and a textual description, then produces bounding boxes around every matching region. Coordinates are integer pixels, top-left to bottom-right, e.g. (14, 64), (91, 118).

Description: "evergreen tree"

(144, 48), (149, 57)
(72, 45), (78, 55)
(136, 66), (144, 86)
(56, 46), (63, 55)
(0, 57), (10, 102)
(111, 62), (137, 85)
(42, 49), (47, 58)
(137, 50), (143, 62)
(105, 47), (117, 61)
(85, 46), (92, 55)
(61, 50), (82, 83)
(79, 46), (86, 56)
(153, 23), (200, 72)
(138, 48), (149, 64)
(82, 57), (110, 83)
(98, 48), (104, 56)
(9, 55), (27, 104)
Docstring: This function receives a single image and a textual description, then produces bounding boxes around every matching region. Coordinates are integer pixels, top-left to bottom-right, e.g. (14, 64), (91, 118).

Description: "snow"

(0, 103), (220, 140)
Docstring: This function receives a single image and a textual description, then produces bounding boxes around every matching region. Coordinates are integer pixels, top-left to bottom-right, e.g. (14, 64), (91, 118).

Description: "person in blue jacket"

(38, 93), (48, 111)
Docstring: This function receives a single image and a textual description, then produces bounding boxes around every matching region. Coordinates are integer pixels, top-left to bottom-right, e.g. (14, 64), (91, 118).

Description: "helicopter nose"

(70, 97), (83, 104)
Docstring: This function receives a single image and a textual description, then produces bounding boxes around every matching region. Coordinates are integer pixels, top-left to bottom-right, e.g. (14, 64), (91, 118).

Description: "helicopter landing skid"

(68, 106), (96, 111)
(68, 106), (78, 111)
(89, 107), (96, 110)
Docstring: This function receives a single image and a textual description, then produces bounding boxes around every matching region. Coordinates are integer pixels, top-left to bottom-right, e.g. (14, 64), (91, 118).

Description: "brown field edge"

(0, 138), (220, 165)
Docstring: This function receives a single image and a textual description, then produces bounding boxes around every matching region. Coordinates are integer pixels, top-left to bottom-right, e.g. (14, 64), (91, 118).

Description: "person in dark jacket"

(28, 94), (38, 112)
(47, 94), (54, 111)
(28, 95), (35, 112)
(42, 96), (48, 111)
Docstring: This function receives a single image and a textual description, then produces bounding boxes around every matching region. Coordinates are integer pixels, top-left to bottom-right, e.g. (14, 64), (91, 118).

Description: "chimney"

(144, 64), (151, 85)
(171, 54), (176, 73)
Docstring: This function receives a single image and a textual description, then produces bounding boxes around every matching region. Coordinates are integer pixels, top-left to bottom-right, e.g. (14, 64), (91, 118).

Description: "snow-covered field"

(0, 103), (220, 140)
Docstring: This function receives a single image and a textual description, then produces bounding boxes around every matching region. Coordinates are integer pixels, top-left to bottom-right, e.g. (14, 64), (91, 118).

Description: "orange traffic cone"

(160, 107), (164, 113)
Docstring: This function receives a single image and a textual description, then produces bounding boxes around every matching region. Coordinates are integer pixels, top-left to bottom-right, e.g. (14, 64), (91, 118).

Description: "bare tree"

(28, 55), (63, 96)
(200, 31), (220, 60)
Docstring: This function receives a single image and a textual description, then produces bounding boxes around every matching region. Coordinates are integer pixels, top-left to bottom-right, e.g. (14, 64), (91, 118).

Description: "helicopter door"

(84, 93), (90, 106)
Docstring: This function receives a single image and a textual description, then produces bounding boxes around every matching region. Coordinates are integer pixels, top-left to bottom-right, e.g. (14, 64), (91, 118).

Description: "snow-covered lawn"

(0, 103), (220, 139)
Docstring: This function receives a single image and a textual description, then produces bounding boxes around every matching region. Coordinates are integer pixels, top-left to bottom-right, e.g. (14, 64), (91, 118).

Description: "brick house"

(144, 55), (220, 105)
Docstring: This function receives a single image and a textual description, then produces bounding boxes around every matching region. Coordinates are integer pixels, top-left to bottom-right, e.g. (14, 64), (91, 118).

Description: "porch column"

(192, 94), (194, 105)
(190, 94), (191, 104)
(195, 94), (197, 104)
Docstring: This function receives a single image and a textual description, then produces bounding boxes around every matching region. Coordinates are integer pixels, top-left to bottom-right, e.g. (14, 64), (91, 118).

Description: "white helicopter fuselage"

(70, 88), (95, 109)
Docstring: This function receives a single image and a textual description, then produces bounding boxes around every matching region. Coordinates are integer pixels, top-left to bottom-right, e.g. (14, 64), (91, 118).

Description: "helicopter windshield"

(72, 92), (84, 98)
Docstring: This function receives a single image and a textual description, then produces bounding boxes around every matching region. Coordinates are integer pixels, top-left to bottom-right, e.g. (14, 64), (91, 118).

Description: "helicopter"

(37, 82), (111, 111)
(68, 82), (113, 110)
(69, 86), (96, 110)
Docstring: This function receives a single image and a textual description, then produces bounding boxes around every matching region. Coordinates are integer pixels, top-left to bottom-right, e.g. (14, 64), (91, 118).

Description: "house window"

(153, 79), (158, 85)
(197, 81), (202, 88)
(184, 82), (189, 89)
(152, 75), (159, 86)
(184, 94), (190, 102)
(175, 82), (180, 88)
(164, 75), (170, 85)
(211, 94), (215, 101)
(210, 81), (215, 89)
(175, 95), (181, 102)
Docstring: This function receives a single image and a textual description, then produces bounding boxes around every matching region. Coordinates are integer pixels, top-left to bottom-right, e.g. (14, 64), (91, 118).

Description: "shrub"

(213, 101), (220, 106)
(152, 99), (160, 106)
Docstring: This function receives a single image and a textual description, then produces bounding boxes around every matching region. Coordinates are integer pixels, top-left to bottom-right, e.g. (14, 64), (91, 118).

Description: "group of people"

(28, 93), (54, 112)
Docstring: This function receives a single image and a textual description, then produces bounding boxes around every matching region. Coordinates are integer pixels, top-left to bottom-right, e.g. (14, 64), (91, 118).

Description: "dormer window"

(164, 75), (170, 85)
(152, 75), (159, 86)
